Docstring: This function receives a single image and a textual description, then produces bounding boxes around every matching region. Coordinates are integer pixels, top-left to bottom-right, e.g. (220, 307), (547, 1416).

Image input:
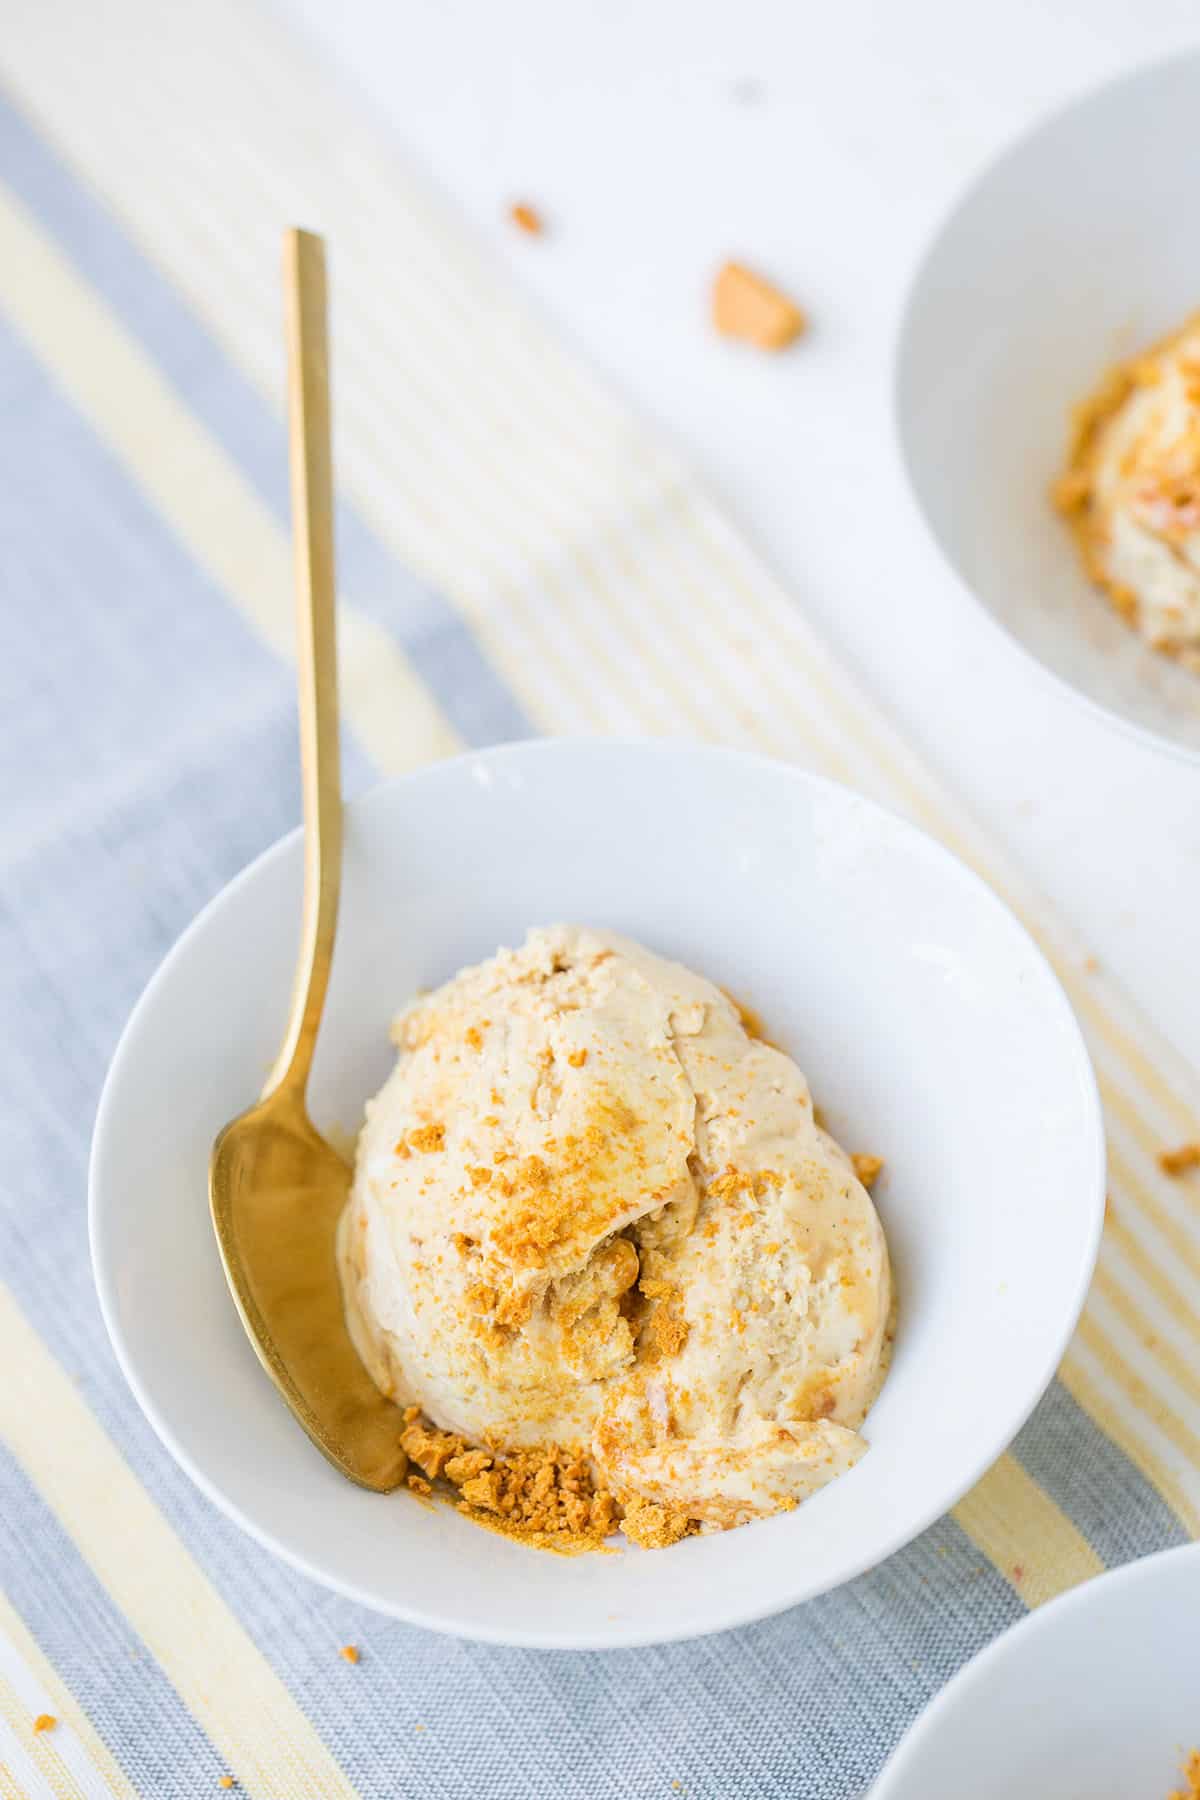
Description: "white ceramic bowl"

(90, 740), (1104, 1648)
(895, 51), (1200, 760)
(874, 1542), (1200, 1798)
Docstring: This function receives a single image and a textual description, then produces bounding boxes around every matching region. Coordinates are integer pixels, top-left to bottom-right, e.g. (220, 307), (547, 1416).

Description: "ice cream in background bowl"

(1054, 313), (1200, 668)
(339, 926), (892, 1551)
(90, 741), (1105, 1646)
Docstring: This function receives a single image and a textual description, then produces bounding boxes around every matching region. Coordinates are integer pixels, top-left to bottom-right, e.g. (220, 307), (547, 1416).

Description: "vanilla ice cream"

(339, 926), (892, 1538)
(1055, 313), (1200, 666)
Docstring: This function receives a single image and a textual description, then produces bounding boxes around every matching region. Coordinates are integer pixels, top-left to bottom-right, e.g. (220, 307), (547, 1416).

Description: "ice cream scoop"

(1055, 313), (1200, 667)
(339, 926), (892, 1531)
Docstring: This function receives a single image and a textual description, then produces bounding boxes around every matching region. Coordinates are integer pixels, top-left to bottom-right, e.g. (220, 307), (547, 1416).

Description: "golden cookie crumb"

(339, 1644), (360, 1664)
(852, 1153), (884, 1189)
(400, 1413), (628, 1550)
(621, 1500), (695, 1550)
(643, 1299), (689, 1359)
(567, 1048), (588, 1068)
(1159, 1142), (1200, 1176)
(219, 1781), (235, 1792)
(1051, 467), (1091, 514)
(720, 988), (787, 1050)
(32, 1714), (56, 1734)
(1169, 1748), (1200, 1799)
(712, 261), (805, 350)
(510, 202), (544, 235)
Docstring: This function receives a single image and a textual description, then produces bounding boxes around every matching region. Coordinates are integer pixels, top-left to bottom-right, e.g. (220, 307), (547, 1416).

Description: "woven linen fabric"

(1, 1), (1198, 1795)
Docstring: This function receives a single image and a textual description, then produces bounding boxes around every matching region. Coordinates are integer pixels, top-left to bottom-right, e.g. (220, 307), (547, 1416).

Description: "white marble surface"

(281, 0), (1200, 1070)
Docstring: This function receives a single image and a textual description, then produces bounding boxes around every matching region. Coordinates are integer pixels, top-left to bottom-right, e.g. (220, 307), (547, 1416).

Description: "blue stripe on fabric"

(0, 1443), (227, 1800)
(1014, 1378), (1190, 1567)
(0, 80), (532, 750)
(0, 308), (365, 860)
(430, 1514), (1025, 1800)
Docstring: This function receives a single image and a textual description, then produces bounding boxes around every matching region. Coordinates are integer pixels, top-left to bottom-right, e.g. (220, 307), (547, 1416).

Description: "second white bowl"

(874, 1543), (1200, 1798)
(896, 51), (1200, 759)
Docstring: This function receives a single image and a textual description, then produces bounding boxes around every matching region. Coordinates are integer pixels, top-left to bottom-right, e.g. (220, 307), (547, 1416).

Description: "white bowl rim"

(891, 45), (1200, 770)
(871, 1541), (1200, 1795)
(89, 737), (1107, 1646)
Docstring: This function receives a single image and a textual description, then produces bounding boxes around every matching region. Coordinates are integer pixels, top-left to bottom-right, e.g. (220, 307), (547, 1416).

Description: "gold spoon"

(209, 229), (407, 1492)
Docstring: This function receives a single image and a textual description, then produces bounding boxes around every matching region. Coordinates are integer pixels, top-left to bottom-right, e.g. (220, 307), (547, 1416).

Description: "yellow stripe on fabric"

(0, 178), (460, 780)
(1057, 1274), (1200, 1526)
(951, 1453), (1104, 1608)
(1108, 1141), (1200, 1287)
(0, 1289), (358, 1800)
(0, 1759), (26, 1800)
(0, 1597), (130, 1800)
(1098, 1041), (1200, 1171)
(1075, 1311), (1200, 1476)
(1102, 1210), (1200, 1360)
(1084, 995), (1200, 1139)
(0, 1717), (55, 1800)
(680, 500), (943, 797)
(1047, 971), (1200, 1167)
(0, 1675), (87, 1800)
(1092, 1265), (1200, 1420)
(1060, 1351), (1200, 1538)
(600, 492), (861, 780)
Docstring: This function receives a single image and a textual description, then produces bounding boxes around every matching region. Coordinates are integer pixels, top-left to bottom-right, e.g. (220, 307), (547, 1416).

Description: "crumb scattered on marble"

(1159, 1142), (1200, 1177)
(509, 202), (544, 236)
(712, 261), (805, 349)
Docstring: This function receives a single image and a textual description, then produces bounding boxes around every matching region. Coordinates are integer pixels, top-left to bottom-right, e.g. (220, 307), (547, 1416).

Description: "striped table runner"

(1, 1), (1197, 1794)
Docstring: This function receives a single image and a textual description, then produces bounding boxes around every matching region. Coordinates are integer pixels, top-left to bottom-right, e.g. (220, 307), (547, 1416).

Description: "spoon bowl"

(210, 1092), (407, 1490)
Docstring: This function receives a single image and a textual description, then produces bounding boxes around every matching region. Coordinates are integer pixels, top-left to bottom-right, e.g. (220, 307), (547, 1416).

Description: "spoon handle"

(264, 228), (343, 1105)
